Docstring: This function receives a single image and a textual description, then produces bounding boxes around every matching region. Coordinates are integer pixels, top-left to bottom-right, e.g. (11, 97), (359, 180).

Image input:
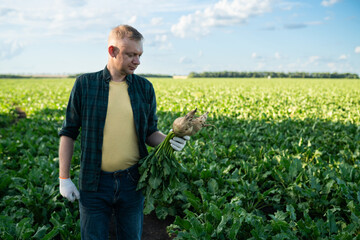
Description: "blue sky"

(0, 0), (359, 76)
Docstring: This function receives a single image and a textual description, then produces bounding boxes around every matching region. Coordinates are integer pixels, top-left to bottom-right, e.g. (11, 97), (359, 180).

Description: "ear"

(108, 45), (117, 57)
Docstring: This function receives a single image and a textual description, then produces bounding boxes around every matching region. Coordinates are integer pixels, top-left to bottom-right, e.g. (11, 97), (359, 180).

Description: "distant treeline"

(0, 74), (33, 79)
(0, 74), (68, 79)
(1, 73), (172, 79)
(188, 71), (359, 79)
(2, 72), (359, 79)
(67, 73), (172, 78)
(138, 74), (172, 78)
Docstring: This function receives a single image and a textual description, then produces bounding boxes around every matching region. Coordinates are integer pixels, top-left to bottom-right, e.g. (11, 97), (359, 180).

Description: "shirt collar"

(103, 65), (133, 84)
(125, 74), (133, 84)
(103, 65), (111, 84)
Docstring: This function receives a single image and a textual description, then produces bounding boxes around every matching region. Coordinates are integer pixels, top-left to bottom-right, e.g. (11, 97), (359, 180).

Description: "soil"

(142, 212), (175, 240)
(109, 211), (175, 240)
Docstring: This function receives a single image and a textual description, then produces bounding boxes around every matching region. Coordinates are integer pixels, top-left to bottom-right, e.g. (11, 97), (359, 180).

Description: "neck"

(111, 74), (126, 82)
(107, 64), (126, 82)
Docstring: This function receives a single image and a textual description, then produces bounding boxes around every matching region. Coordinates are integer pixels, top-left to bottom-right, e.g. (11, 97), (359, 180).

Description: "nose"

(133, 56), (140, 65)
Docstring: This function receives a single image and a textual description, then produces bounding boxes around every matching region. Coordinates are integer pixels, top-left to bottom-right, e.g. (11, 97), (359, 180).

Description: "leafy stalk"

(137, 131), (182, 217)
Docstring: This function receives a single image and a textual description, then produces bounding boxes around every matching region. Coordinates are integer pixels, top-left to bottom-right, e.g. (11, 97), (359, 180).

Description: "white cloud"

(0, 7), (16, 16)
(156, 34), (167, 42)
(128, 15), (137, 24)
(309, 56), (320, 63)
(179, 56), (192, 64)
(339, 54), (347, 60)
(255, 62), (265, 70)
(155, 34), (172, 49)
(0, 0), (223, 47)
(171, 0), (273, 38)
(321, 0), (341, 7)
(0, 1), (172, 41)
(278, 2), (302, 11)
(355, 46), (360, 54)
(0, 4), (110, 38)
(327, 62), (336, 71)
(251, 52), (267, 61)
(146, 34), (173, 50)
(63, 0), (87, 7)
(274, 52), (281, 59)
(299, 56), (320, 68)
(151, 17), (163, 25)
(0, 40), (25, 60)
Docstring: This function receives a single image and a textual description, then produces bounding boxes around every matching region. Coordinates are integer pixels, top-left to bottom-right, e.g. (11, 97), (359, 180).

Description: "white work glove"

(59, 178), (80, 202)
(170, 135), (190, 151)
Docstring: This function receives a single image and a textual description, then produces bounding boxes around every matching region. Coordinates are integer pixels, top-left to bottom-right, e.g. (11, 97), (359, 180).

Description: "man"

(58, 25), (189, 240)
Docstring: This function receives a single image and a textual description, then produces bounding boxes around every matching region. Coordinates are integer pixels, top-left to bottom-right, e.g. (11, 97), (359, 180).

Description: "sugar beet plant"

(1, 77), (360, 239)
(0, 79), (81, 239)
(137, 109), (211, 218)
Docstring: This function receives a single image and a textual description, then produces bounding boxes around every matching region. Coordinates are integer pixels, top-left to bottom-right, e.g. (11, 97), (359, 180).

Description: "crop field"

(1, 77), (360, 239)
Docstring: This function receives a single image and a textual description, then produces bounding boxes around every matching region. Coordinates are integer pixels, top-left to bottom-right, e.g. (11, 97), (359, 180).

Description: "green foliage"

(137, 131), (188, 219)
(0, 78), (81, 239)
(1, 77), (360, 239)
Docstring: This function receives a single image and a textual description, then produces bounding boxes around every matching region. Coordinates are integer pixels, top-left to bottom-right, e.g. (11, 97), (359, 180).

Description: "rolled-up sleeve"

(58, 78), (82, 140)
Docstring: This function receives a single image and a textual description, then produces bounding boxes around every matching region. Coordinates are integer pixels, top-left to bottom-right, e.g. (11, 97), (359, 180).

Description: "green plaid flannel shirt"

(59, 66), (159, 191)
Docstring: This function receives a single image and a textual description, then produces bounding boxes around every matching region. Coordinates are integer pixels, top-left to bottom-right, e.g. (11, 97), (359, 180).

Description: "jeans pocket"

(127, 170), (140, 184)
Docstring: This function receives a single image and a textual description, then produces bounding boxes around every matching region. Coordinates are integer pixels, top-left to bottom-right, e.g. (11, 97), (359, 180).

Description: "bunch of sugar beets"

(136, 109), (211, 217)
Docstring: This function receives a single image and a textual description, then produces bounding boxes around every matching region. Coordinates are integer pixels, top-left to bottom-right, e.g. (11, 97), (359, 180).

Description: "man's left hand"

(170, 136), (190, 151)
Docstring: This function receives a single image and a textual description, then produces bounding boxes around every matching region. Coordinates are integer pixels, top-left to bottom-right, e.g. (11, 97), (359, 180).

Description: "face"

(110, 37), (143, 77)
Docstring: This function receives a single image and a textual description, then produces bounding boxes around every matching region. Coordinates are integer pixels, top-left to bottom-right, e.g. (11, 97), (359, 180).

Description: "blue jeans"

(79, 164), (144, 240)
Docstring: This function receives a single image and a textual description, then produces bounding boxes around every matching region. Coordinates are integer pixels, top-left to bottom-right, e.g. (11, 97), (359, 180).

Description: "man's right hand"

(59, 178), (80, 202)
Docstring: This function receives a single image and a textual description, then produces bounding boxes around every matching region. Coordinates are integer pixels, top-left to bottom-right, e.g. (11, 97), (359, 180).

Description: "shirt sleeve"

(58, 78), (82, 140)
(146, 85), (159, 137)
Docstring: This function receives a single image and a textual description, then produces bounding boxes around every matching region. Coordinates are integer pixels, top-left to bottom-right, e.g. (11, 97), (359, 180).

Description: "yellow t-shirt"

(101, 80), (140, 171)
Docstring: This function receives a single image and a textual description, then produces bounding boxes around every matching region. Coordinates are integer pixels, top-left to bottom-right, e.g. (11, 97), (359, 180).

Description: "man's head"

(108, 25), (143, 43)
(107, 25), (144, 80)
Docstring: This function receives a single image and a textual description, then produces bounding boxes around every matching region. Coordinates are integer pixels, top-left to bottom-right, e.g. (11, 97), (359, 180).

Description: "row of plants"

(0, 77), (359, 239)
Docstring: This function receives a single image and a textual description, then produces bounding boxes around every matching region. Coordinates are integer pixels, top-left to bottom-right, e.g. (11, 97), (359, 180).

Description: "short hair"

(109, 25), (144, 42)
